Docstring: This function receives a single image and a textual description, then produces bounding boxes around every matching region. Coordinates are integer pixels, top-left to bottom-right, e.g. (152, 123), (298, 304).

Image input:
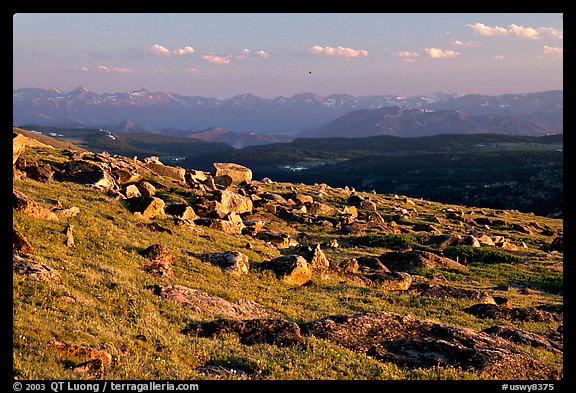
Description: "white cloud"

(538, 27), (563, 39)
(186, 67), (200, 74)
(467, 22), (563, 40)
(308, 45), (368, 58)
(543, 45), (563, 56)
(397, 51), (420, 62)
(173, 46), (195, 56)
(424, 48), (459, 59)
(509, 24), (539, 39)
(493, 54), (507, 60)
(202, 54), (231, 64)
(466, 22), (508, 36)
(452, 40), (479, 47)
(149, 44), (171, 57)
(256, 50), (270, 59)
(76, 65), (133, 74)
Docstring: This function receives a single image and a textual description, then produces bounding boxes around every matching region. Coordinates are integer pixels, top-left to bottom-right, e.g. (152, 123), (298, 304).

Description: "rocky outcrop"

(166, 203), (198, 221)
(290, 243), (330, 272)
(213, 163), (252, 184)
(153, 284), (280, 320)
(215, 190), (253, 215)
(13, 228), (34, 254)
(198, 251), (250, 275)
(419, 284), (496, 303)
(13, 189), (59, 221)
(363, 271), (412, 291)
(59, 160), (117, 190)
(259, 255), (312, 286)
(123, 196), (165, 219)
(144, 156), (186, 182)
(482, 325), (562, 353)
(13, 254), (62, 283)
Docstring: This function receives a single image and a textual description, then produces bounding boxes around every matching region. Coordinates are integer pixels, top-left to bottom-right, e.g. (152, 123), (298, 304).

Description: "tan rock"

(259, 255), (312, 286)
(213, 163), (252, 184)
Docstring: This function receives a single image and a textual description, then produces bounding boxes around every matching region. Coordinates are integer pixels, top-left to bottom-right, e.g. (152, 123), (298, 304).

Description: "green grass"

(12, 146), (563, 380)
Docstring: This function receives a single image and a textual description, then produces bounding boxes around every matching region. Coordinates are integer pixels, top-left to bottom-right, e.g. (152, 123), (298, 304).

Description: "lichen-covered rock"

(199, 251), (249, 275)
(259, 255), (312, 286)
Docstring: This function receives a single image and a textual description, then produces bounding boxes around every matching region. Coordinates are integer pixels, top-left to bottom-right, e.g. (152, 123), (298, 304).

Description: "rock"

(199, 251), (250, 275)
(355, 256), (390, 273)
(135, 181), (156, 197)
(124, 184), (141, 198)
(242, 219), (265, 236)
(123, 196), (165, 219)
(210, 215), (246, 235)
(213, 163), (252, 184)
(359, 199), (377, 211)
(510, 223), (533, 234)
(340, 258), (360, 273)
(22, 163), (54, 182)
(216, 190), (253, 215)
(141, 244), (174, 279)
(463, 304), (561, 322)
(13, 133), (26, 165)
(166, 203), (198, 221)
(345, 195), (365, 207)
(13, 228), (34, 254)
(212, 175), (233, 189)
(261, 177), (273, 184)
(425, 233), (465, 249)
(292, 194), (314, 205)
(13, 189), (59, 221)
(52, 206), (80, 219)
(259, 255), (312, 286)
(142, 244), (174, 262)
(47, 341), (112, 366)
(365, 271), (412, 291)
(255, 231), (291, 248)
(13, 254), (62, 283)
(307, 202), (336, 216)
(153, 284), (281, 319)
(298, 311), (561, 379)
(73, 359), (104, 374)
(290, 243), (331, 272)
(378, 250), (468, 272)
(145, 160), (186, 182)
(541, 236), (563, 252)
(110, 168), (143, 185)
(478, 235), (495, 246)
(183, 318), (303, 347)
(493, 296), (513, 308)
(59, 160), (116, 190)
(483, 325), (562, 353)
(463, 235), (481, 247)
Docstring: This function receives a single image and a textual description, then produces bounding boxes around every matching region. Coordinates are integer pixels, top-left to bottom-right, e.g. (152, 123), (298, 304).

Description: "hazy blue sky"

(13, 13), (563, 98)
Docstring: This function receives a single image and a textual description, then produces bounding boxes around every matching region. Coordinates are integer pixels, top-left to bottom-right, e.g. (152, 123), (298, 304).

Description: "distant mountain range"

(13, 87), (563, 134)
(301, 106), (555, 138)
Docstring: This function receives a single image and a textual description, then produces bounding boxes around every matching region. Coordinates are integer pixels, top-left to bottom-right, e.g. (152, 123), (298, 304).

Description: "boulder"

(13, 254), (62, 283)
(212, 175), (233, 189)
(13, 134), (26, 165)
(183, 318), (304, 347)
(52, 206), (80, 219)
(124, 184), (141, 198)
(355, 256), (390, 272)
(255, 231), (291, 249)
(13, 189), (59, 221)
(141, 244), (174, 279)
(209, 215), (246, 235)
(13, 228), (34, 254)
(378, 250), (468, 272)
(213, 163), (252, 184)
(292, 194), (314, 205)
(145, 160), (186, 182)
(123, 196), (165, 219)
(299, 311), (561, 379)
(64, 224), (75, 248)
(22, 163), (54, 182)
(59, 160), (116, 190)
(307, 202), (336, 216)
(135, 181), (156, 197)
(291, 243), (330, 272)
(259, 255), (312, 286)
(359, 199), (377, 211)
(365, 271), (412, 291)
(153, 284), (280, 320)
(199, 251), (249, 275)
(419, 284), (496, 303)
(47, 341), (112, 366)
(166, 203), (198, 221)
(216, 190), (253, 215)
(541, 236), (563, 252)
(482, 325), (562, 353)
(185, 170), (209, 184)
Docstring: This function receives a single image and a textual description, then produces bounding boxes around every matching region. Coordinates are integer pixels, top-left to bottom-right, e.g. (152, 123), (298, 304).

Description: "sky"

(13, 13), (563, 99)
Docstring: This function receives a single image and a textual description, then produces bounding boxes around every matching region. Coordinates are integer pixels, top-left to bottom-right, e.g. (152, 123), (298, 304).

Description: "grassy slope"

(13, 145), (562, 380)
